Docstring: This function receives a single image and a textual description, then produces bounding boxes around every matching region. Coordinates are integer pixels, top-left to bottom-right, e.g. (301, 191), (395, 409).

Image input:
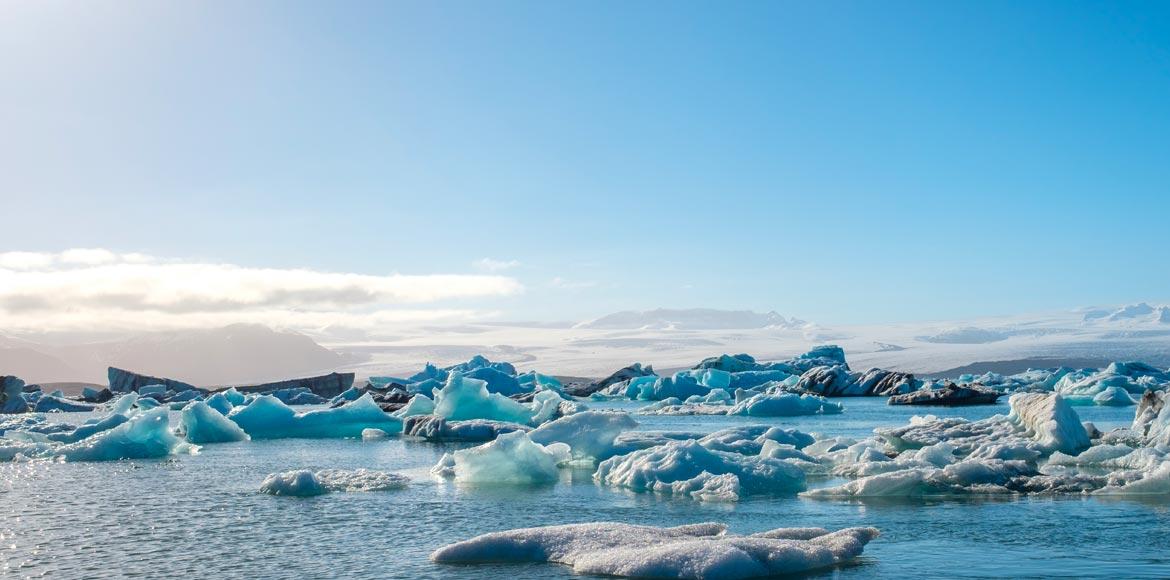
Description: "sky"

(2, 1), (1169, 333)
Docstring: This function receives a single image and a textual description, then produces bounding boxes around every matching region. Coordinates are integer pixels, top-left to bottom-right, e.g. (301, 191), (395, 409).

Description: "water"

(3, 399), (1166, 579)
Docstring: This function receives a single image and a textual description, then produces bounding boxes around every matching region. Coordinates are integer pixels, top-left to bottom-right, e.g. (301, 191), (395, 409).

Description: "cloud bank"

(0, 250), (522, 333)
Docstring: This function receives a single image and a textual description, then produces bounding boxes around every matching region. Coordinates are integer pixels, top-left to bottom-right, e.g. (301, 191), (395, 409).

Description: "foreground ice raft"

(226, 393), (401, 439)
(431, 522), (880, 580)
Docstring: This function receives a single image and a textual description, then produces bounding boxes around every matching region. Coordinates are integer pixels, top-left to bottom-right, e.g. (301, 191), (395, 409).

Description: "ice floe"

(431, 522), (880, 579)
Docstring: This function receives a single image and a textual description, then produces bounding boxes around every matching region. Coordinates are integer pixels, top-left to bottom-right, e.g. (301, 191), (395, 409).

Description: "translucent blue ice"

(227, 393), (401, 439)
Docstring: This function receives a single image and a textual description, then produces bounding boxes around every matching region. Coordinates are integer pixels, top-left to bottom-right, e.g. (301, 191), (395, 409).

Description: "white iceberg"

(528, 411), (638, 460)
(726, 391), (843, 416)
(594, 439), (806, 498)
(439, 430), (570, 484)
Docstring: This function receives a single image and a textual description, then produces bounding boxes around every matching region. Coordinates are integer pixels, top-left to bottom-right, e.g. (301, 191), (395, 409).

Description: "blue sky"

(2, 1), (1169, 328)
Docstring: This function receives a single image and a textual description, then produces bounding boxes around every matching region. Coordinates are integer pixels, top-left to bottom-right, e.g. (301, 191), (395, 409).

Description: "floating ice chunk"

(1, 376), (30, 414)
(138, 385), (167, 398)
(431, 522), (880, 580)
(403, 415), (528, 442)
(107, 393), (139, 415)
(46, 413), (130, 444)
(361, 428), (390, 440)
(698, 425), (815, 455)
(329, 386), (364, 407)
(685, 389), (733, 405)
(260, 470), (326, 496)
(1006, 393), (1090, 455)
(667, 472), (742, 502)
(392, 394), (435, 418)
(55, 407), (195, 462)
(595, 440), (806, 497)
(443, 431), (570, 484)
(1095, 462), (1170, 495)
(803, 458), (1034, 498)
(34, 396), (98, 413)
(259, 468), (408, 496)
(528, 411), (638, 460)
(221, 387), (247, 406)
(726, 392), (843, 416)
(466, 367), (525, 396)
(181, 401), (250, 444)
(227, 393), (401, 439)
(204, 392), (234, 415)
(433, 373), (537, 425)
(1093, 387), (1136, 407)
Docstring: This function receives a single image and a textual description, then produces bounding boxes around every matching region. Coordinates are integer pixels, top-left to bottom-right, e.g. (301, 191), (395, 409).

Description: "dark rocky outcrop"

(852, 369), (918, 397)
(796, 365), (855, 396)
(888, 382), (1002, 406)
(108, 367), (199, 393)
(235, 372), (354, 398)
(567, 363), (657, 397)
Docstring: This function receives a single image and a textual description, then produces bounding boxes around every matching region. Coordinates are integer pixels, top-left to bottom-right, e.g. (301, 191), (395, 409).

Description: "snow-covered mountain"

(575, 308), (804, 330)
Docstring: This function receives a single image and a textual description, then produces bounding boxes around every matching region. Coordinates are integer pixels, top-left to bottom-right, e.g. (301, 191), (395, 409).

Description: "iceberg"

(594, 439), (806, 498)
(392, 393), (435, 418)
(465, 367), (525, 396)
(431, 373), (574, 426)
(726, 392), (843, 416)
(528, 411), (638, 460)
(1006, 393), (1090, 455)
(403, 415), (528, 442)
(34, 396), (98, 413)
(431, 522), (880, 580)
(107, 367), (198, 393)
(55, 407), (195, 462)
(181, 401), (250, 444)
(260, 468), (408, 497)
(1, 376), (30, 414)
(227, 393), (401, 439)
(697, 425), (815, 455)
(440, 431), (570, 484)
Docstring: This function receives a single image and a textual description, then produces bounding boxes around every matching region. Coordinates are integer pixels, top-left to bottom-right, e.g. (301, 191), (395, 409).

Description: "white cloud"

(0, 251), (55, 270)
(473, 257), (522, 272)
(0, 250), (523, 332)
(60, 248), (119, 265)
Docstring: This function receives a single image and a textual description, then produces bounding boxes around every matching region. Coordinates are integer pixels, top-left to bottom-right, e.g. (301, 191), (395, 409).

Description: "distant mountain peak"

(1083, 303), (1170, 325)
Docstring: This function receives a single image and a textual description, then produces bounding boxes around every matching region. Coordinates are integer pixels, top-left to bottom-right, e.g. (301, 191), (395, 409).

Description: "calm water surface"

(2, 399), (1165, 579)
